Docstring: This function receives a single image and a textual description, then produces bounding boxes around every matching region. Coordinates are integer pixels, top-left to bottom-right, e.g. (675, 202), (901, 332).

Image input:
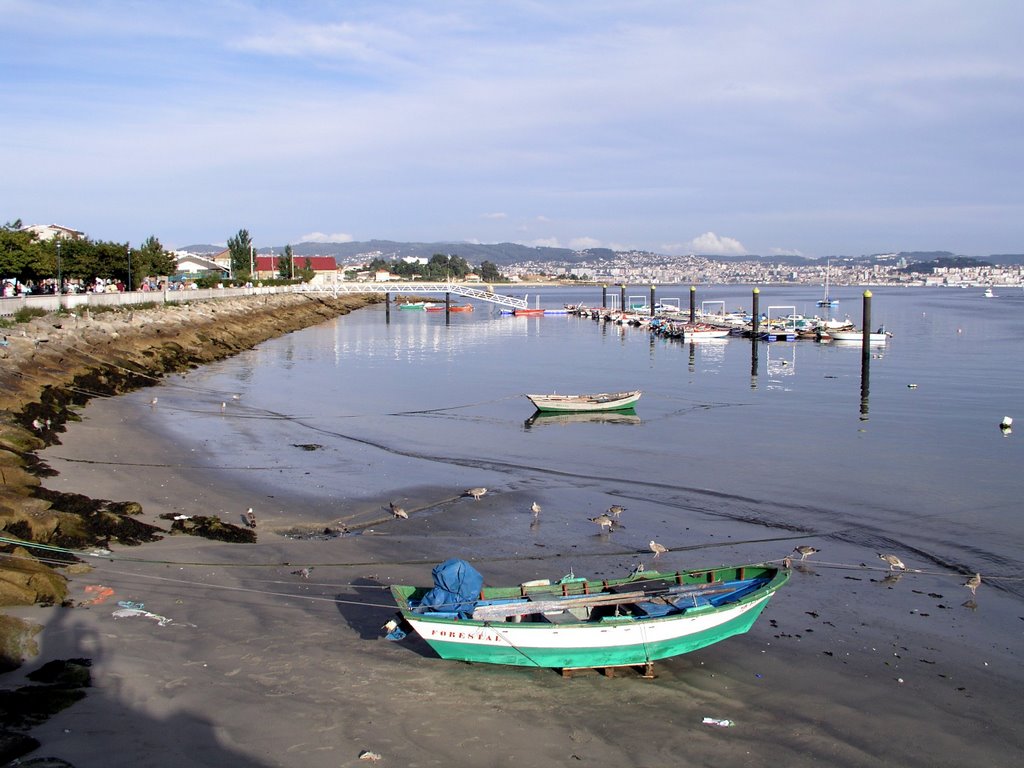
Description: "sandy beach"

(1, 388), (1017, 768)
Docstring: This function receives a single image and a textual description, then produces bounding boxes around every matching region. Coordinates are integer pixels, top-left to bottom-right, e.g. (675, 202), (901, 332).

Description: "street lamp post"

(55, 241), (62, 294)
(127, 244), (132, 291)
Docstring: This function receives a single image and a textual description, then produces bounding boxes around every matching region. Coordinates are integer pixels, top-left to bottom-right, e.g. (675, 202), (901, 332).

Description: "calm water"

(151, 285), (1023, 597)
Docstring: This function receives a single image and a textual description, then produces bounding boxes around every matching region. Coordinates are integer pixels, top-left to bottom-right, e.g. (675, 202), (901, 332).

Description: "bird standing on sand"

(390, 501), (408, 519)
(245, 508), (257, 528)
(793, 545), (819, 561)
(649, 540), (668, 559)
(531, 501), (542, 516)
(964, 573), (982, 595)
(608, 504), (626, 518)
(291, 567), (313, 579)
(149, 397), (158, 406)
(588, 514), (615, 532)
(878, 553), (906, 571)
(465, 487), (487, 500)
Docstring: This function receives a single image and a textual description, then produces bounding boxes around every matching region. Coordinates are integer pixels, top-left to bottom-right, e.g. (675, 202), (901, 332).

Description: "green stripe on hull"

(421, 598), (772, 668)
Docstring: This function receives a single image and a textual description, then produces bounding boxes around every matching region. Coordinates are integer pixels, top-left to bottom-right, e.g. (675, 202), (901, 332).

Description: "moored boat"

(828, 327), (892, 343)
(513, 307), (545, 316)
(525, 390), (642, 413)
(389, 559), (789, 670)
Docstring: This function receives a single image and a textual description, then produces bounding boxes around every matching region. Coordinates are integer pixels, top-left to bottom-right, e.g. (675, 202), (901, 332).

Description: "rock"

(0, 547), (68, 607)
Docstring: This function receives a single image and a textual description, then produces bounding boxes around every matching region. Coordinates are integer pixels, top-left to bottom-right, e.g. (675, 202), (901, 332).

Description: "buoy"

(1001, 416), (1013, 428)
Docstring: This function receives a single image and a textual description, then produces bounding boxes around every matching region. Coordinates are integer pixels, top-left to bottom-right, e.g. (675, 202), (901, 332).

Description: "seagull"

(244, 508), (257, 528)
(649, 540), (668, 559)
(390, 501), (408, 519)
(149, 397), (158, 406)
(31, 418), (44, 431)
(291, 567), (313, 579)
(220, 402), (227, 412)
(793, 545), (819, 561)
(964, 573), (982, 595)
(232, 393), (241, 400)
(878, 553), (906, 571)
(588, 514), (615, 532)
(465, 487), (487, 500)
(531, 501), (542, 515)
(608, 504), (626, 518)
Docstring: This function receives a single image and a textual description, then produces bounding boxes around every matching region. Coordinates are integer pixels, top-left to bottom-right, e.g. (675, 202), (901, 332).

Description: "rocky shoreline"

(0, 292), (378, 669)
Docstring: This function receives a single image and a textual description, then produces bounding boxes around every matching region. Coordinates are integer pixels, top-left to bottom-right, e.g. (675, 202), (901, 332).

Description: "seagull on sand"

(793, 545), (819, 561)
(149, 397), (158, 406)
(464, 487), (487, 500)
(588, 514), (615, 532)
(608, 504), (626, 518)
(963, 573), (982, 595)
(244, 508), (257, 528)
(291, 567), (314, 579)
(220, 401), (227, 412)
(390, 501), (408, 519)
(531, 501), (542, 515)
(878, 553), (907, 571)
(649, 540), (668, 559)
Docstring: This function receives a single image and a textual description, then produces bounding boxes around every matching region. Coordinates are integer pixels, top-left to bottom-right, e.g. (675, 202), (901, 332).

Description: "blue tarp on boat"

(417, 558), (484, 616)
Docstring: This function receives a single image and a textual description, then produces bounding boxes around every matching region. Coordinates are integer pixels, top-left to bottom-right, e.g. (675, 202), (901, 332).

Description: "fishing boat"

(817, 260), (839, 307)
(389, 559), (789, 671)
(525, 390), (642, 413)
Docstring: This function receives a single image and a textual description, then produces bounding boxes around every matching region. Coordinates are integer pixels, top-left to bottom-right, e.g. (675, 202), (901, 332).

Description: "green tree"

(478, 260), (501, 282)
(0, 222), (42, 280)
(227, 228), (253, 279)
(134, 236), (177, 285)
(298, 257), (315, 282)
(277, 244), (293, 279)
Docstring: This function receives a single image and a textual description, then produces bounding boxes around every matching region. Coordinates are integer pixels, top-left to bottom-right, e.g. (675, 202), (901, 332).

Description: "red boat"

(513, 307), (545, 316)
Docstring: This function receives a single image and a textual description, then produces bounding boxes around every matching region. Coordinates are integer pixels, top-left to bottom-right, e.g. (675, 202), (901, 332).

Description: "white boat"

(828, 327), (891, 344)
(817, 260), (839, 307)
(525, 390), (642, 413)
(984, 287), (996, 298)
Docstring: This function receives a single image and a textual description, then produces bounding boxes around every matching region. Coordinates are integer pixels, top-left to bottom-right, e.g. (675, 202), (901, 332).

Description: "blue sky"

(3, 1), (1022, 257)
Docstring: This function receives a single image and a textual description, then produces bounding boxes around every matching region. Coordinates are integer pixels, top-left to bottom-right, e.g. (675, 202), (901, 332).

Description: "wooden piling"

(650, 285), (656, 317)
(751, 288), (760, 336)
(620, 284), (626, 313)
(601, 284), (607, 309)
(689, 285), (696, 322)
(862, 290), (872, 350)
(385, 291), (391, 322)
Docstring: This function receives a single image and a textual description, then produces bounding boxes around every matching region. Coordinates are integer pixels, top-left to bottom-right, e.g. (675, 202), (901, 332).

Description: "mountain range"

(178, 241), (1024, 268)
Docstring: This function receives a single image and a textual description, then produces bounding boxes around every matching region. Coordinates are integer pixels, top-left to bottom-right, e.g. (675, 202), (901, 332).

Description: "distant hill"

(177, 241), (1024, 268)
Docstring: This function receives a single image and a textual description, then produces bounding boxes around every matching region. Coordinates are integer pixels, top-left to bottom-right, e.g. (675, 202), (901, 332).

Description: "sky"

(2, 1), (1023, 258)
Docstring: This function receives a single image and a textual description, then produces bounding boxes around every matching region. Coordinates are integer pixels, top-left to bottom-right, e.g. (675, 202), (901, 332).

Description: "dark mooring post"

(385, 291), (391, 323)
(861, 290), (872, 351)
(601, 284), (607, 309)
(751, 288), (760, 337)
(689, 285), (696, 322)
(445, 291), (451, 323)
(650, 285), (656, 317)
(750, 337), (760, 389)
(860, 349), (871, 421)
(620, 284), (626, 313)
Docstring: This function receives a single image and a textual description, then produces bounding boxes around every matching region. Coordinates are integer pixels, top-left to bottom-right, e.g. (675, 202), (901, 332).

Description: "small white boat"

(525, 390), (642, 413)
(984, 287), (996, 298)
(828, 327), (891, 344)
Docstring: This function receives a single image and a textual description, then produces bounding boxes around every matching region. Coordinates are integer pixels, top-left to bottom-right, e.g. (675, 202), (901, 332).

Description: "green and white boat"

(524, 390), (642, 413)
(390, 560), (788, 672)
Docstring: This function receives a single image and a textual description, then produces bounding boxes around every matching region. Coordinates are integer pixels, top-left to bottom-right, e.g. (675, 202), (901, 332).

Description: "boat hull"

(525, 391), (642, 413)
(403, 594), (775, 668)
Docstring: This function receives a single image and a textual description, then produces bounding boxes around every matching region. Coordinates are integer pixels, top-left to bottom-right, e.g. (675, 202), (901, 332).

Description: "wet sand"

(4, 389), (1017, 768)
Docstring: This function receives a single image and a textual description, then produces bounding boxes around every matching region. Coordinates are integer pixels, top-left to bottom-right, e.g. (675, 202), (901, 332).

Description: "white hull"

(526, 391), (642, 412)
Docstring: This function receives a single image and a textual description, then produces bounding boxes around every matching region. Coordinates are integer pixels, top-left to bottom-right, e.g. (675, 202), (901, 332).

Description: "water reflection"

(523, 409), (641, 429)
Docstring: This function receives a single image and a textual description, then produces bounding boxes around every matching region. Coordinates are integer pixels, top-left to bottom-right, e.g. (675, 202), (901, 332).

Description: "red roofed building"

(254, 255), (338, 280)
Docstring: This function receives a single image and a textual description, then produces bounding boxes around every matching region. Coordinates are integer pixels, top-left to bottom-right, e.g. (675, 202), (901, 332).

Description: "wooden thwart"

(471, 590), (646, 621)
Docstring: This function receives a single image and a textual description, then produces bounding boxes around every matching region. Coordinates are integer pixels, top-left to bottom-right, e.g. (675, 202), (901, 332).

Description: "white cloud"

(481, 212), (507, 220)
(686, 232), (748, 256)
(299, 231), (354, 244)
(770, 246), (804, 257)
(528, 238), (561, 248)
(569, 237), (601, 250)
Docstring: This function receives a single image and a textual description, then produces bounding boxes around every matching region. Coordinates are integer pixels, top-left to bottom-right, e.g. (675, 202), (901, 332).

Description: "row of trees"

(1, 220), (176, 290)
(227, 229), (312, 282)
(366, 253), (503, 282)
